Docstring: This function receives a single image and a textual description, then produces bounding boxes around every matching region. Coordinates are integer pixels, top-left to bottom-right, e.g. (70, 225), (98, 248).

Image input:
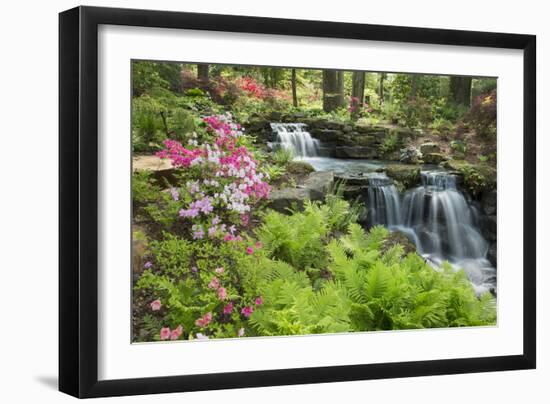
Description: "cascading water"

(270, 123), (320, 158)
(367, 171), (496, 294)
(269, 122), (496, 294)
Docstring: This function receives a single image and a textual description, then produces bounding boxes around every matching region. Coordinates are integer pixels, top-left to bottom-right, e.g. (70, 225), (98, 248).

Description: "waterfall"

(270, 123), (320, 158)
(367, 170), (496, 294)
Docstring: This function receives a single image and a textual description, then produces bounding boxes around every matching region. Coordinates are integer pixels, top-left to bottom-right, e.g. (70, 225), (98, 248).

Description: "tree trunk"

(351, 71), (365, 119)
(351, 71), (365, 104)
(322, 70), (340, 112)
(450, 76), (472, 107)
(378, 73), (386, 104)
(337, 71), (346, 108)
(291, 69), (298, 107)
(197, 64), (209, 85)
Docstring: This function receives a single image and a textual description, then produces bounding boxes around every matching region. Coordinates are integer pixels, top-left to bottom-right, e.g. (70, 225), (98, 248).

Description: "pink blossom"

(212, 216), (221, 225)
(255, 241), (263, 249)
(223, 234), (234, 242)
(215, 267), (225, 275)
(207, 277), (220, 289)
(237, 328), (245, 337)
(217, 287), (227, 301)
(160, 327), (171, 340)
(195, 312), (213, 328)
(240, 214), (250, 226)
(170, 325), (183, 340)
(246, 246), (254, 255)
(241, 306), (254, 318)
(255, 296), (263, 306)
(150, 299), (161, 311)
(223, 302), (234, 314)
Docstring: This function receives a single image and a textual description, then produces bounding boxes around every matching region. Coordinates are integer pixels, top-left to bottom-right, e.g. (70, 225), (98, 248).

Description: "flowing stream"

(271, 123), (496, 294)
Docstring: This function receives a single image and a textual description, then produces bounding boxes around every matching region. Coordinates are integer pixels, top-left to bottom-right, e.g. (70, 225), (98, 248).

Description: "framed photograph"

(59, 6), (536, 398)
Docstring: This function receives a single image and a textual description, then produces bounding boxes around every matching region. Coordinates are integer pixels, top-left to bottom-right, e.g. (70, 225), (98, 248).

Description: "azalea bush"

(155, 113), (271, 241)
(135, 233), (266, 341)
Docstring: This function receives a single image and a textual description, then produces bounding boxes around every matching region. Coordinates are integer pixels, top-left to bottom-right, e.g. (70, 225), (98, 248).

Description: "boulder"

(310, 128), (344, 142)
(334, 173), (371, 186)
(133, 155), (177, 184)
(300, 171), (334, 200)
(481, 189), (497, 215)
(382, 230), (418, 256)
(334, 146), (379, 159)
(384, 164), (421, 189)
(420, 142), (440, 154)
(487, 243), (497, 267)
(268, 171), (334, 213)
(342, 185), (369, 200)
(423, 152), (447, 164)
(480, 215), (497, 242)
(286, 160), (315, 176)
(268, 188), (312, 213)
(440, 160), (496, 198)
(399, 146), (423, 164)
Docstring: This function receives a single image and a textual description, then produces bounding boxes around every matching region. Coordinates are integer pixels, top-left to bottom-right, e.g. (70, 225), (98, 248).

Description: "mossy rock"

(382, 230), (418, 256)
(384, 164), (421, 189)
(286, 160), (315, 176)
(441, 159), (496, 197)
(423, 152), (447, 164)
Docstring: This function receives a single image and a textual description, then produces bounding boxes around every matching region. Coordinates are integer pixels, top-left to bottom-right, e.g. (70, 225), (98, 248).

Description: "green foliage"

(132, 171), (160, 205)
(429, 117), (456, 139)
(132, 95), (166, 152)
(401, 96), (433, 128)
(450, 140), (468, 158)
(272, 148), (294, 166)
(380, 130), (401, 154)
(135, 234), (260, 339)
(170, 109), (195, 141)
(255, 203), (330, 270)
(250, 224), (496, 336)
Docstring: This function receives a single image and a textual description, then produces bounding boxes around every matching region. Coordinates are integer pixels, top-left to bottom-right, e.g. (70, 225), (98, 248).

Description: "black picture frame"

(59, 5), (536, 398)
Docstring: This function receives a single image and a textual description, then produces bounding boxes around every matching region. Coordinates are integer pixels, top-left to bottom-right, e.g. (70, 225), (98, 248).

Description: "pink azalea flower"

(246, 246), (254, 255)
(241, 306), (254, 318)
(223, 302), (234, 314)
(223, 234), (234, 242)
(160, 327), (171, 340)
(217, 287), (227, 301)
(170, 325), (183, 340)
(255, 296), (263, 306)
(207, 277), (220, 289)
(240, 214), (250, 226)
(215, 267), (225, 275)
(195, 312), (212, 327)
(150, 299), (161, 311)
(238, 328), (245, 337)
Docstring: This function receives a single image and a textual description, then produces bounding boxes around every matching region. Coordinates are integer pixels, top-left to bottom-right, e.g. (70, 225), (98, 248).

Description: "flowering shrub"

(135, 233), (268, 340)
(156, 113), (270, 241)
